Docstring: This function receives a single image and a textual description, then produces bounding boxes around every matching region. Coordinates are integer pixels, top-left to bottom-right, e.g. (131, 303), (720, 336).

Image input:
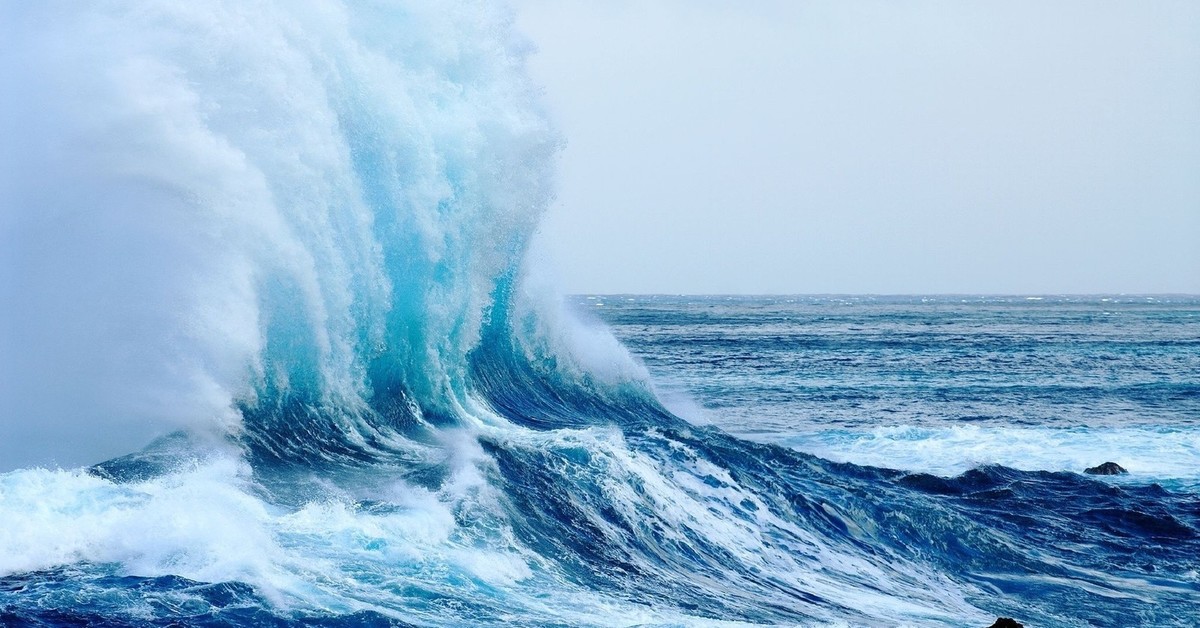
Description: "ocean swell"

(0, 0), (558, 468)
(2, 3), (1198, 627)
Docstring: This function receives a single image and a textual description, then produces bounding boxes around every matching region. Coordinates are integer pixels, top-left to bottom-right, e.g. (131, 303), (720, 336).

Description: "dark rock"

(987, 618), (1024, 628)
(1084, 461), (1128, 475)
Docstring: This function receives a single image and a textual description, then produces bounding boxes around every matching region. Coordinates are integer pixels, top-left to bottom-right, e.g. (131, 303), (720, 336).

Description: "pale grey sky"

(515, 0), (1200, 294)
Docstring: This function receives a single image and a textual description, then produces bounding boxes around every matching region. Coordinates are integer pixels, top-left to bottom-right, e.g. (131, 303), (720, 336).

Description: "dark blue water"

(4, 295), (1198, 627)
(2, 3), (1197, 626)
(583, 295), (1200, 490)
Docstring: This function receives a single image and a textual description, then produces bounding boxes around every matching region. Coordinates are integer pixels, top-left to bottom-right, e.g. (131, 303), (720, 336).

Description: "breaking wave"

(1, 2), (1196, 626)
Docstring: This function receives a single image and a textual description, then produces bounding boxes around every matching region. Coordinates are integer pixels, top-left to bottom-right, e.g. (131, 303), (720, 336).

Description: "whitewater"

(1, 2), (1197, 627)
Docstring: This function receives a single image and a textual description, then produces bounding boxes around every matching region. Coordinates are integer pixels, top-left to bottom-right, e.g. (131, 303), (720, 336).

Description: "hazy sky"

(514, 0), (1200, 294)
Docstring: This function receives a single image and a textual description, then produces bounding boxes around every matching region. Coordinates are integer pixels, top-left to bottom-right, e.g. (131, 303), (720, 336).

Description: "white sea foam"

(786, 425), (1200, 489)
(479, 422), (994, 626)
(0, 459), (293, 595)
(0, 451), (825, 626)
(0, 0), (558, 470)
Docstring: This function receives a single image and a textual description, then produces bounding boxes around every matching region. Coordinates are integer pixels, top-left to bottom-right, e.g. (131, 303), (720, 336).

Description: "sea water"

(2, 2), (1198, 626)
(585, 295), (1200, 491)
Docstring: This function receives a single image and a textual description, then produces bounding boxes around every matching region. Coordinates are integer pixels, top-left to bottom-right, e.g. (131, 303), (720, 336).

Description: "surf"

(1, 2), (1197, 627)
(0, 0), (561, 469)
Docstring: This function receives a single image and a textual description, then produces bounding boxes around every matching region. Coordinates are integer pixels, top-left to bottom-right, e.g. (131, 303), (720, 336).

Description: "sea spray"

(1, 3), (1197, 627)
(0, 0), (558, 469)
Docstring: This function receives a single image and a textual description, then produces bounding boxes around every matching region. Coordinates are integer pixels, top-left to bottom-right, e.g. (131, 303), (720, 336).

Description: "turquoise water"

(2, 0), (1197, 625)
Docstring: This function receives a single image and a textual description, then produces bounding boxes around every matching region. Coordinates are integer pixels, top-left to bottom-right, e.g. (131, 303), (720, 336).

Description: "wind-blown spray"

(1, 3), (1196, 627)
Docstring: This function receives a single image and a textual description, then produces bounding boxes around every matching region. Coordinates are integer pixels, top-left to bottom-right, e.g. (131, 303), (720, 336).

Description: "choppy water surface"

(2, 0), (1197, 624)
(585, 295), (1200, 490)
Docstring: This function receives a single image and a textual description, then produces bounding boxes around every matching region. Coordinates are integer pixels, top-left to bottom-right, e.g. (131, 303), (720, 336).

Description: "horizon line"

(564, 292), (1200, 298)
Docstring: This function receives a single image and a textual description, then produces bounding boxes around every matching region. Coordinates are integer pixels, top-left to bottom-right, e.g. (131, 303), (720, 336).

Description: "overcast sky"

(514, 0), (1200, 294)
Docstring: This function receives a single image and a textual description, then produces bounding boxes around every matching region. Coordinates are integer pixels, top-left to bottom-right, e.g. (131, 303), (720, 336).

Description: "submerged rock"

(1085, 462), (1128, 475)
(987, 618), (1024, 628)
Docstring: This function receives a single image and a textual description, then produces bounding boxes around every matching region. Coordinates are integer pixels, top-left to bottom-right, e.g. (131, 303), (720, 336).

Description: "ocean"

(584, 295), (1200, 490)
(1, 2), (1198, 627)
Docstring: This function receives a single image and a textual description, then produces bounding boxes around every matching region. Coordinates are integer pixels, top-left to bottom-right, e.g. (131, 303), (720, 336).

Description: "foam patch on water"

(0, 458), (296, 598)
(0, 447), (812, 626)
(784, 425), (1200, 490)
(481, 423), (994, 626)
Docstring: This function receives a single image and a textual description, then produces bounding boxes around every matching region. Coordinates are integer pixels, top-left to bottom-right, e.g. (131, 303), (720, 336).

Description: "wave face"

(2, 3), (1198, 628)
(0, 0), (557, 469)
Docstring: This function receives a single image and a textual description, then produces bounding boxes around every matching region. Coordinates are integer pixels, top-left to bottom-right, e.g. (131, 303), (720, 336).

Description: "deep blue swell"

(1, 0), (1197, 623)
(23, 301), (1192, 627)
(14, 424), (1200, 626)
